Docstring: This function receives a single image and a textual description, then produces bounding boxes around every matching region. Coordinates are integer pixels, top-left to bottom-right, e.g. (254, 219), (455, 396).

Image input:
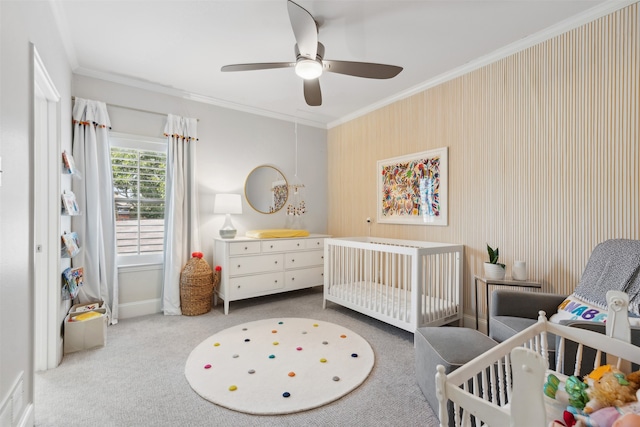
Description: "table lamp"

(214, 193), (242, 239)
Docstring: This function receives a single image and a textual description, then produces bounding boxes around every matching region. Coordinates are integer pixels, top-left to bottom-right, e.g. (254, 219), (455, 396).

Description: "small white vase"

(512, 260), (527, 281)
(484, 262), (506, 280)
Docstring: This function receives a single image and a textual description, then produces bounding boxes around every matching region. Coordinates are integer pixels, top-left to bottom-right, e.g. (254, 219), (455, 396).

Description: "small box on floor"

(63, 306), (107, 354)
(69, 300), (104, 314)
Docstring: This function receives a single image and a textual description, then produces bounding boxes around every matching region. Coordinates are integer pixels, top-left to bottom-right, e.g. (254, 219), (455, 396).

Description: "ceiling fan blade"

(323, 60), (403, 79)
(303, 79), (322, 106)
(221, 62), (295, 72)
(287, 0), (317, 59)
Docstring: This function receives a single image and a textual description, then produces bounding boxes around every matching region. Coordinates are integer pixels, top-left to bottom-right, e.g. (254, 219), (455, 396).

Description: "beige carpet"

(185, 318), (374, 414)
(35, 287), (441, 426)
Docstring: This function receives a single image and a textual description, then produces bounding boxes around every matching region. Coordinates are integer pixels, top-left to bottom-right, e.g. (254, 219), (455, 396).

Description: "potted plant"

(484, 244), (506, 280)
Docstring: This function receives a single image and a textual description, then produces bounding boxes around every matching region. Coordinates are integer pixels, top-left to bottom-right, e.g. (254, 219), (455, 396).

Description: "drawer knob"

(291, 259), (295, 263)
(237, 264), (241, 268)
(237, 285), (241, 289)
(297, 243), (300, 247)
(244, 246), (248, 250)
(274, 280), (278, 283)
(274, 261), (278, 264)
(291, 277), (295, 281)
(270, 245), (274, 248)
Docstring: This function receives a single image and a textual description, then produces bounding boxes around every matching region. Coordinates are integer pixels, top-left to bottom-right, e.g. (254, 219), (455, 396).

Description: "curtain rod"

(71, 96), (199, 121)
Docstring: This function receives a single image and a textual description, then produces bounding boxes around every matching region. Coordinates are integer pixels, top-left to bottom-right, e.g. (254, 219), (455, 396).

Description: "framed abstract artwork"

(377, 147), (448, 226)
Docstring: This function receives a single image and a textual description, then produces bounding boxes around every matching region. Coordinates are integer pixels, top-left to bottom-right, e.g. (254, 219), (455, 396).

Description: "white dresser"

(213, 235), (329, 314)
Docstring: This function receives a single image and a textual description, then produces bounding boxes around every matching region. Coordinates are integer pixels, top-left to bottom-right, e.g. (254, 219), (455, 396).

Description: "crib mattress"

(327, 281), (459, 321)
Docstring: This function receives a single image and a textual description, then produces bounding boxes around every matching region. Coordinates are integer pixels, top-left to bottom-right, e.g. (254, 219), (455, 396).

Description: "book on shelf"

(61, 150), (80, 176)
(62, 266), (83, 300)
(61, 231), (81, 258)
(61, 190), (80, 215)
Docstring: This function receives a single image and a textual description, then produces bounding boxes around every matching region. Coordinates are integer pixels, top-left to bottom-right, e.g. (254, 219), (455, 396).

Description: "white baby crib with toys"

(435, 290), (640, 427)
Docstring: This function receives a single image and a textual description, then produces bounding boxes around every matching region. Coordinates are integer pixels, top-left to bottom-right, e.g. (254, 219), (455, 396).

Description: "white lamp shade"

(214, 194), (243, 214)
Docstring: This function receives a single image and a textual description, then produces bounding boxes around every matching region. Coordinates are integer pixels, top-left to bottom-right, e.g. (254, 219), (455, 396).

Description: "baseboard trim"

(118, 299), (162, 319)
(19, 403), (34, 427)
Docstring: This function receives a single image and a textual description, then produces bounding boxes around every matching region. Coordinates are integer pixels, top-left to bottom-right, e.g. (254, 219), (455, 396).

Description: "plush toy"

(584, 366), (640, 414)
(545, 368), (640, 427)
(612, 413), (640, 427)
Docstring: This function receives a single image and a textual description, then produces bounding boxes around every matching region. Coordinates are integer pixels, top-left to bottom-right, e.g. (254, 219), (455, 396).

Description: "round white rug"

(185, 318), (374, 415)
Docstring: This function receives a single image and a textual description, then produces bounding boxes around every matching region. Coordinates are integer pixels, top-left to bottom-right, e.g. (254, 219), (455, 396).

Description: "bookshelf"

(60, 151), (83, 301)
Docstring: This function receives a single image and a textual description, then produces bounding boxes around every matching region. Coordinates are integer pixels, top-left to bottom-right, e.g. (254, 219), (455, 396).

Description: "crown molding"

(54, 0), (634, 131)
(73, 67), (327, 129)
(327, 0), (637, 129)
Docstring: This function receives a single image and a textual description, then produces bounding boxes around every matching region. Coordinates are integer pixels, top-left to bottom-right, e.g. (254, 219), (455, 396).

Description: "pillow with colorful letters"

(549, 293), (640, 326)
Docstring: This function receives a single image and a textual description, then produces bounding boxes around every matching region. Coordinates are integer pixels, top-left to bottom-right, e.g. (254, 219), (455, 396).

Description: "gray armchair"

(489, 238), (640, 375)
(489, 290), (565, 343)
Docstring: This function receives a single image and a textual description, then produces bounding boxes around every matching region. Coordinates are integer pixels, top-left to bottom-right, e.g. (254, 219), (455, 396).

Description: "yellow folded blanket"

(71, 311), (103, 322)
(245, 229), (310, 238)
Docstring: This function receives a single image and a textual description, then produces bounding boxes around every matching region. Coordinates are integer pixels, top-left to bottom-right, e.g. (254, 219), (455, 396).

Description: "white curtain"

(71, 98), (119, 324)
(162, 114), (201, 315)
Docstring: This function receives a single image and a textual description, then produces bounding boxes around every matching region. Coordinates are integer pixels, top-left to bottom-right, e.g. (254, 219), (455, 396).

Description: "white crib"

(322, 237), (464, 332)
(435, 291), (639, 427)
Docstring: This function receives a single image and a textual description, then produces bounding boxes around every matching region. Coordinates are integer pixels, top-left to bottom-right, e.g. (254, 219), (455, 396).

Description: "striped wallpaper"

(327, 4), (639, 324)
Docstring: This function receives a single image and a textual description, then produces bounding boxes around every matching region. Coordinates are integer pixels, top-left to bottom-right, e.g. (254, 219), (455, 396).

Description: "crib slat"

(574, 344), (584, 376)
(497, 358), (506, 406)
(556, 337), (565, 372)
(505, 353), (513, 403)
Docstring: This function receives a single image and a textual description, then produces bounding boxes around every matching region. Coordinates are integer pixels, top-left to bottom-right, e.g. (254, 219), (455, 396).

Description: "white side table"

(474, 275), (542, 335)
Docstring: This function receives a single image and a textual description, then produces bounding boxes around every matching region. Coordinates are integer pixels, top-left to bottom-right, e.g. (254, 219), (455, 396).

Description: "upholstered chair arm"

(491, 289), (566, 320)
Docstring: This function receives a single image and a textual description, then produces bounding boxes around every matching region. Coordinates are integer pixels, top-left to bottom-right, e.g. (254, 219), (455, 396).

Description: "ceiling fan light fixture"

(295, 59), (322, 80)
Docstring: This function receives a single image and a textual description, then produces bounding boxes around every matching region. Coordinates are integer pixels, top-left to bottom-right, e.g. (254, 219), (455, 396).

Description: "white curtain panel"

(162, 114), (201, 315)
(71, 97), (119, 324)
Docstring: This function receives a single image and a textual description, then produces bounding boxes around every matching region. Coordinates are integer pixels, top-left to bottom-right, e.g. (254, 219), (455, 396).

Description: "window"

(110, 132), (167, 265)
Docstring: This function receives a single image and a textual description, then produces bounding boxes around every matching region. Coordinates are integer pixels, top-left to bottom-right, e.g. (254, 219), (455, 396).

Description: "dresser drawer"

(284, 250), (324, 269)
(229, 272), (285, 297)
(261, 239), (305, 252)
(229, 241), (261, 255)
(229, 254), (283, 275)
(285, 266), (324, 289)
(305, 238), (324, 249)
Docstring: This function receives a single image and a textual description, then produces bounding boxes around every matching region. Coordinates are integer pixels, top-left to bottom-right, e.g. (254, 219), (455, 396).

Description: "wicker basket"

(180, 253), (214, 316)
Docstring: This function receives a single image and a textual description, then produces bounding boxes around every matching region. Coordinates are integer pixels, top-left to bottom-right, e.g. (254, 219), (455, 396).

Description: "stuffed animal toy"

(611, 413), (640, 427)
(584, 366), (640, 414)
(546, 368), (640, 427)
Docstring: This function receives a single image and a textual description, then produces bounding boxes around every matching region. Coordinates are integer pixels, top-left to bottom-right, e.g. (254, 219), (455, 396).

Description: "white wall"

(0, 1), (72, 424)
(72, 75), (328, 315)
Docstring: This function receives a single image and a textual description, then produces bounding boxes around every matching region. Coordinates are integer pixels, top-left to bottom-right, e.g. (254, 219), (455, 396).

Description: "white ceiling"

(53, 0), (612, 128)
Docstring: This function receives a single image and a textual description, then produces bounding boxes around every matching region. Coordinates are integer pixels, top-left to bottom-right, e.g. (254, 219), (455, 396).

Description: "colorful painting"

(377, 147), (448, 226)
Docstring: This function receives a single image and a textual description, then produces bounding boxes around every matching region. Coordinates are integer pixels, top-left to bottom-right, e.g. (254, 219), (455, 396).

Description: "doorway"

(32, 44), (62, 370)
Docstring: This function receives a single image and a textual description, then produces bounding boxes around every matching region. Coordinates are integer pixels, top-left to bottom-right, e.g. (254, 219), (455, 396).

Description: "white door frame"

(33, 44), (62, 370)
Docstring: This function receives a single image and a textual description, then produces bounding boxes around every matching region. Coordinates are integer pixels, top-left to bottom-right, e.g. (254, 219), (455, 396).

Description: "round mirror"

(244, 165), (289, 214)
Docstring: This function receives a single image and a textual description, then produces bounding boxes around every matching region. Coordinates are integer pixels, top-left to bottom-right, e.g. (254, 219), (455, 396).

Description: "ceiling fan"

(221, 0), (403, 106)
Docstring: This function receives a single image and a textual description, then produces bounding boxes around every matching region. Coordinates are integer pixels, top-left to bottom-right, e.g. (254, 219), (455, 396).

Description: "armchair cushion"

(490, 315), (538, 344)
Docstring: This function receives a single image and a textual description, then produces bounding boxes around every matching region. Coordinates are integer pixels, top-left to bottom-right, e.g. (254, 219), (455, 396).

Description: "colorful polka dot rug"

(184, 318), (375, 414)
